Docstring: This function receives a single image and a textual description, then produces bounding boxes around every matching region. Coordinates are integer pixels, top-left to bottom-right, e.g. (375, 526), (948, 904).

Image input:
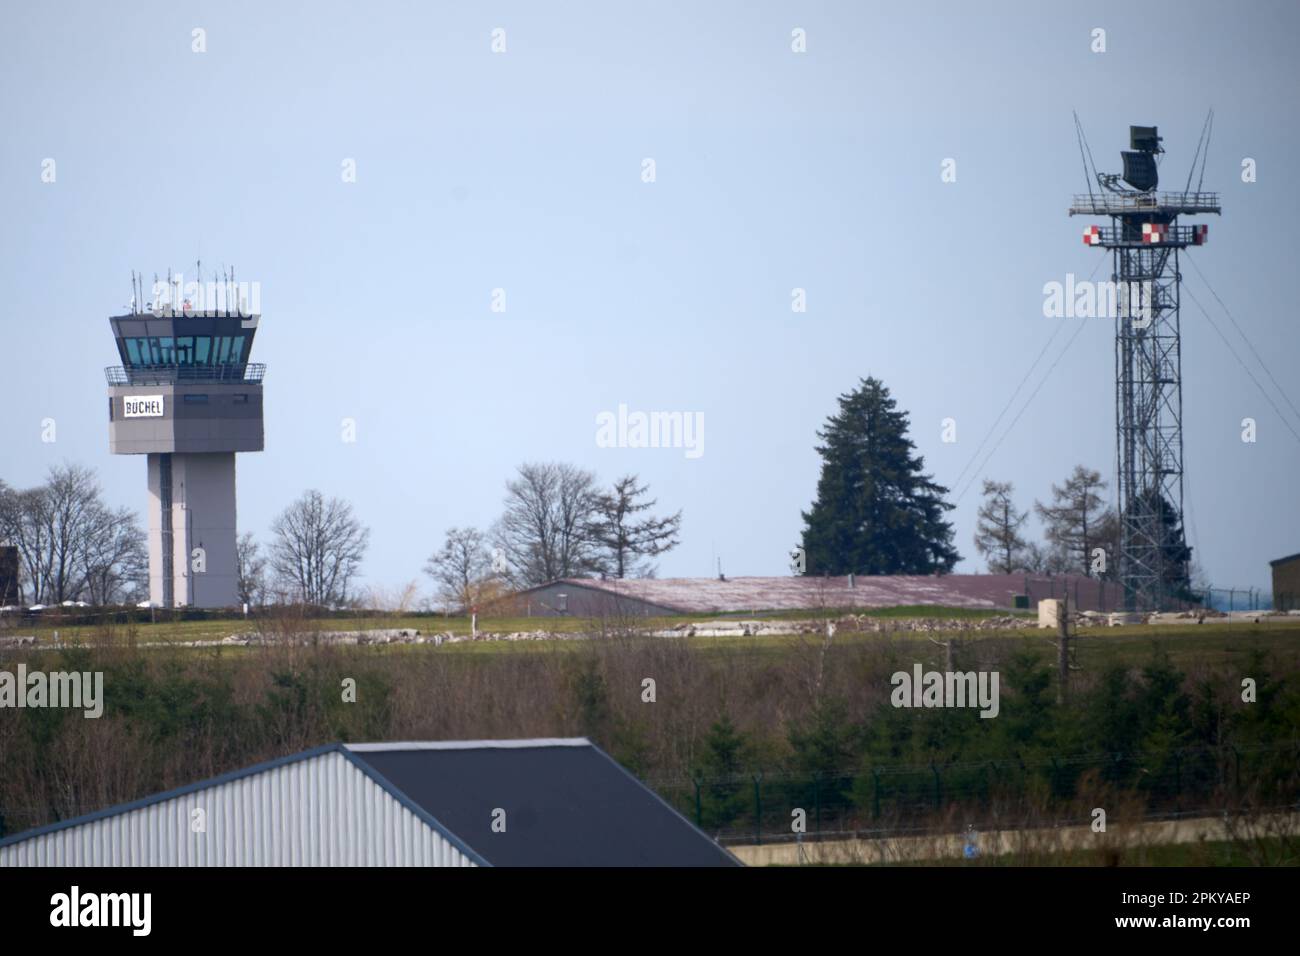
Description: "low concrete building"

(497, 573), (1125, 618)
(1270, 553), (1300, 611)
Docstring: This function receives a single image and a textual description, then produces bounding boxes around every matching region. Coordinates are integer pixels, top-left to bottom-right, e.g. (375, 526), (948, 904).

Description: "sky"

(1, 0), (1297, 597)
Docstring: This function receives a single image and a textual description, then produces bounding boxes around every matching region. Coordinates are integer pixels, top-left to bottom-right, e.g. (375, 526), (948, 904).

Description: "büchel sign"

(123, 395), (165, 418)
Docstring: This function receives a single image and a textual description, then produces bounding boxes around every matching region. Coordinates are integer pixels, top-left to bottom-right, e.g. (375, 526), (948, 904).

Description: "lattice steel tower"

(1070, 125), (1219, 611)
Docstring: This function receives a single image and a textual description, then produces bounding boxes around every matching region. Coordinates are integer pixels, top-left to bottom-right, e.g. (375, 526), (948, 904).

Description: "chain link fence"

(649, 741), (1300, 845)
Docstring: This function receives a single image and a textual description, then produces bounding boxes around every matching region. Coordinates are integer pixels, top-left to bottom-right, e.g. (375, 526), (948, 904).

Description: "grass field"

(6, 608), (1300, 671)
(2, 603), (1031, 645)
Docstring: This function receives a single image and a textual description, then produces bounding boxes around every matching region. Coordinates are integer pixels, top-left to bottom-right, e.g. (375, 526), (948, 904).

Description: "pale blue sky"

(2, 0), (1297, 594)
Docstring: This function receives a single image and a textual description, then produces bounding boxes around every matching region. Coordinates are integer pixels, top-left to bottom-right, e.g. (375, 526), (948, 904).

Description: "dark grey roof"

(346, 740), (739, 867)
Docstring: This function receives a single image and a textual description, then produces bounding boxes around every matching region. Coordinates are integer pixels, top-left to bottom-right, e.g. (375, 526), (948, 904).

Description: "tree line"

(0, 465), (146, 607)
(236, 464), (682, 612)
(422, 465), (681, 612)
(1, 461), (681, 612)
(973, 471), (1195, 596)
(3, 629), (1292, 847)
(797, 376), (1193, 596)
(4, 375), (1196, 610)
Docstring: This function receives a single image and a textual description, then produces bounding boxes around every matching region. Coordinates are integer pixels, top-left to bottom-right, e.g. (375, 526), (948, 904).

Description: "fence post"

(930, 762), (942, 811)
(812, 773), (822, 839)
(1173, 752), (1182, 811)
(752, 772), (763, 847)
(692, 772), (703, 828)
(872, 768), (881, 820)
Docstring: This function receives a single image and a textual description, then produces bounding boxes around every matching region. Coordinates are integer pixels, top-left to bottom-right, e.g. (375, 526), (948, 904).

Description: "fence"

(1019, 576), (1258, 614)
(650, 741), (1300, 845)
(1191, 586), (1270, 612)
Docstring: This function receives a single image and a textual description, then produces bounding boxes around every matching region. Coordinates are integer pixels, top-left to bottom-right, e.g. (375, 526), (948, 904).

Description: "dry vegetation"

(1, 610), (1297, 860)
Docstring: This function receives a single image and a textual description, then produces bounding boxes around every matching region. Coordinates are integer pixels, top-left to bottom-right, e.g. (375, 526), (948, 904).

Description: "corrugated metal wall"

(0, 751), (476, 867)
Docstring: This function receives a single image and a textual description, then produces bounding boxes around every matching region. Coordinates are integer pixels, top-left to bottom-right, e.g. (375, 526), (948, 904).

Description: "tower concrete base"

(146, 452), (239, 608)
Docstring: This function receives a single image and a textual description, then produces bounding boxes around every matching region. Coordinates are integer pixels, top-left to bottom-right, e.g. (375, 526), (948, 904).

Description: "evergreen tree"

(696, 714), (750, 831)
(800, 378), (959, 574)
(1124, 489), (1194, 601)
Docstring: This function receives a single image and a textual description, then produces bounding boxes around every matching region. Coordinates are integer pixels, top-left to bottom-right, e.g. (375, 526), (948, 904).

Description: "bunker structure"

(106, 296), (264, 608)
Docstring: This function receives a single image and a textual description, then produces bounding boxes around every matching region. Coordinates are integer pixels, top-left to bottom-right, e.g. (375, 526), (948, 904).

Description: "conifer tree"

(800, 378), (959, 575)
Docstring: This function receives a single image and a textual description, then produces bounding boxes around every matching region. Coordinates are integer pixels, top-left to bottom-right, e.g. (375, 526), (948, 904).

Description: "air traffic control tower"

(105, 286), (265, 608)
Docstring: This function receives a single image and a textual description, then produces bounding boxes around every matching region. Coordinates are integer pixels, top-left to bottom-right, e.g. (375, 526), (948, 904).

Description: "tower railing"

(1082, 225), (1207, 248)
(1068, 191), (1221, 216)
(104, 363), (267, 386)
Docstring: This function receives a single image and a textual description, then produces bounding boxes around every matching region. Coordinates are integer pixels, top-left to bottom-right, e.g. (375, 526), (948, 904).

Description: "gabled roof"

(347, 740), (738, 866)
(0, 739), (738, 867)
(1269, 552), (1300, 568)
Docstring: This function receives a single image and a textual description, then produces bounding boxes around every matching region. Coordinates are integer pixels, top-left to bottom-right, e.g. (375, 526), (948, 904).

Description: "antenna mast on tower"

(1069, 121), (1220, 611)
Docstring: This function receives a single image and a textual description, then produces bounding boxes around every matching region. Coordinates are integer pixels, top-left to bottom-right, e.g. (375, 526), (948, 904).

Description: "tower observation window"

(120, 334), (248, 367)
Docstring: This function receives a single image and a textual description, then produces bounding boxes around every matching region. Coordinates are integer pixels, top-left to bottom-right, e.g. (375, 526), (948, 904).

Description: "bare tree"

(424, 526), (498, 611)
(362, 580), (422, 613)
(0, 479), (25, 604)
(41, 464), (108, 603)
(973, 479), (1028, 574)
(269, 490), (370, 607)
(79, 505), (147, 605)
(1036, 465), (1111, 576)
(589, 475), (681, 578)
(6, 486), (54, 603)
(1018, 540), (1073, 574)
(236, 532), (267, 607)
(3, 465), (111, 603)
(492, 462), (599, 586)
(0, 466), (145, 606)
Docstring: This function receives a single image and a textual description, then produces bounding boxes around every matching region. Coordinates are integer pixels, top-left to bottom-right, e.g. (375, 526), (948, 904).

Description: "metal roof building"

(0, 739), (738, 867)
